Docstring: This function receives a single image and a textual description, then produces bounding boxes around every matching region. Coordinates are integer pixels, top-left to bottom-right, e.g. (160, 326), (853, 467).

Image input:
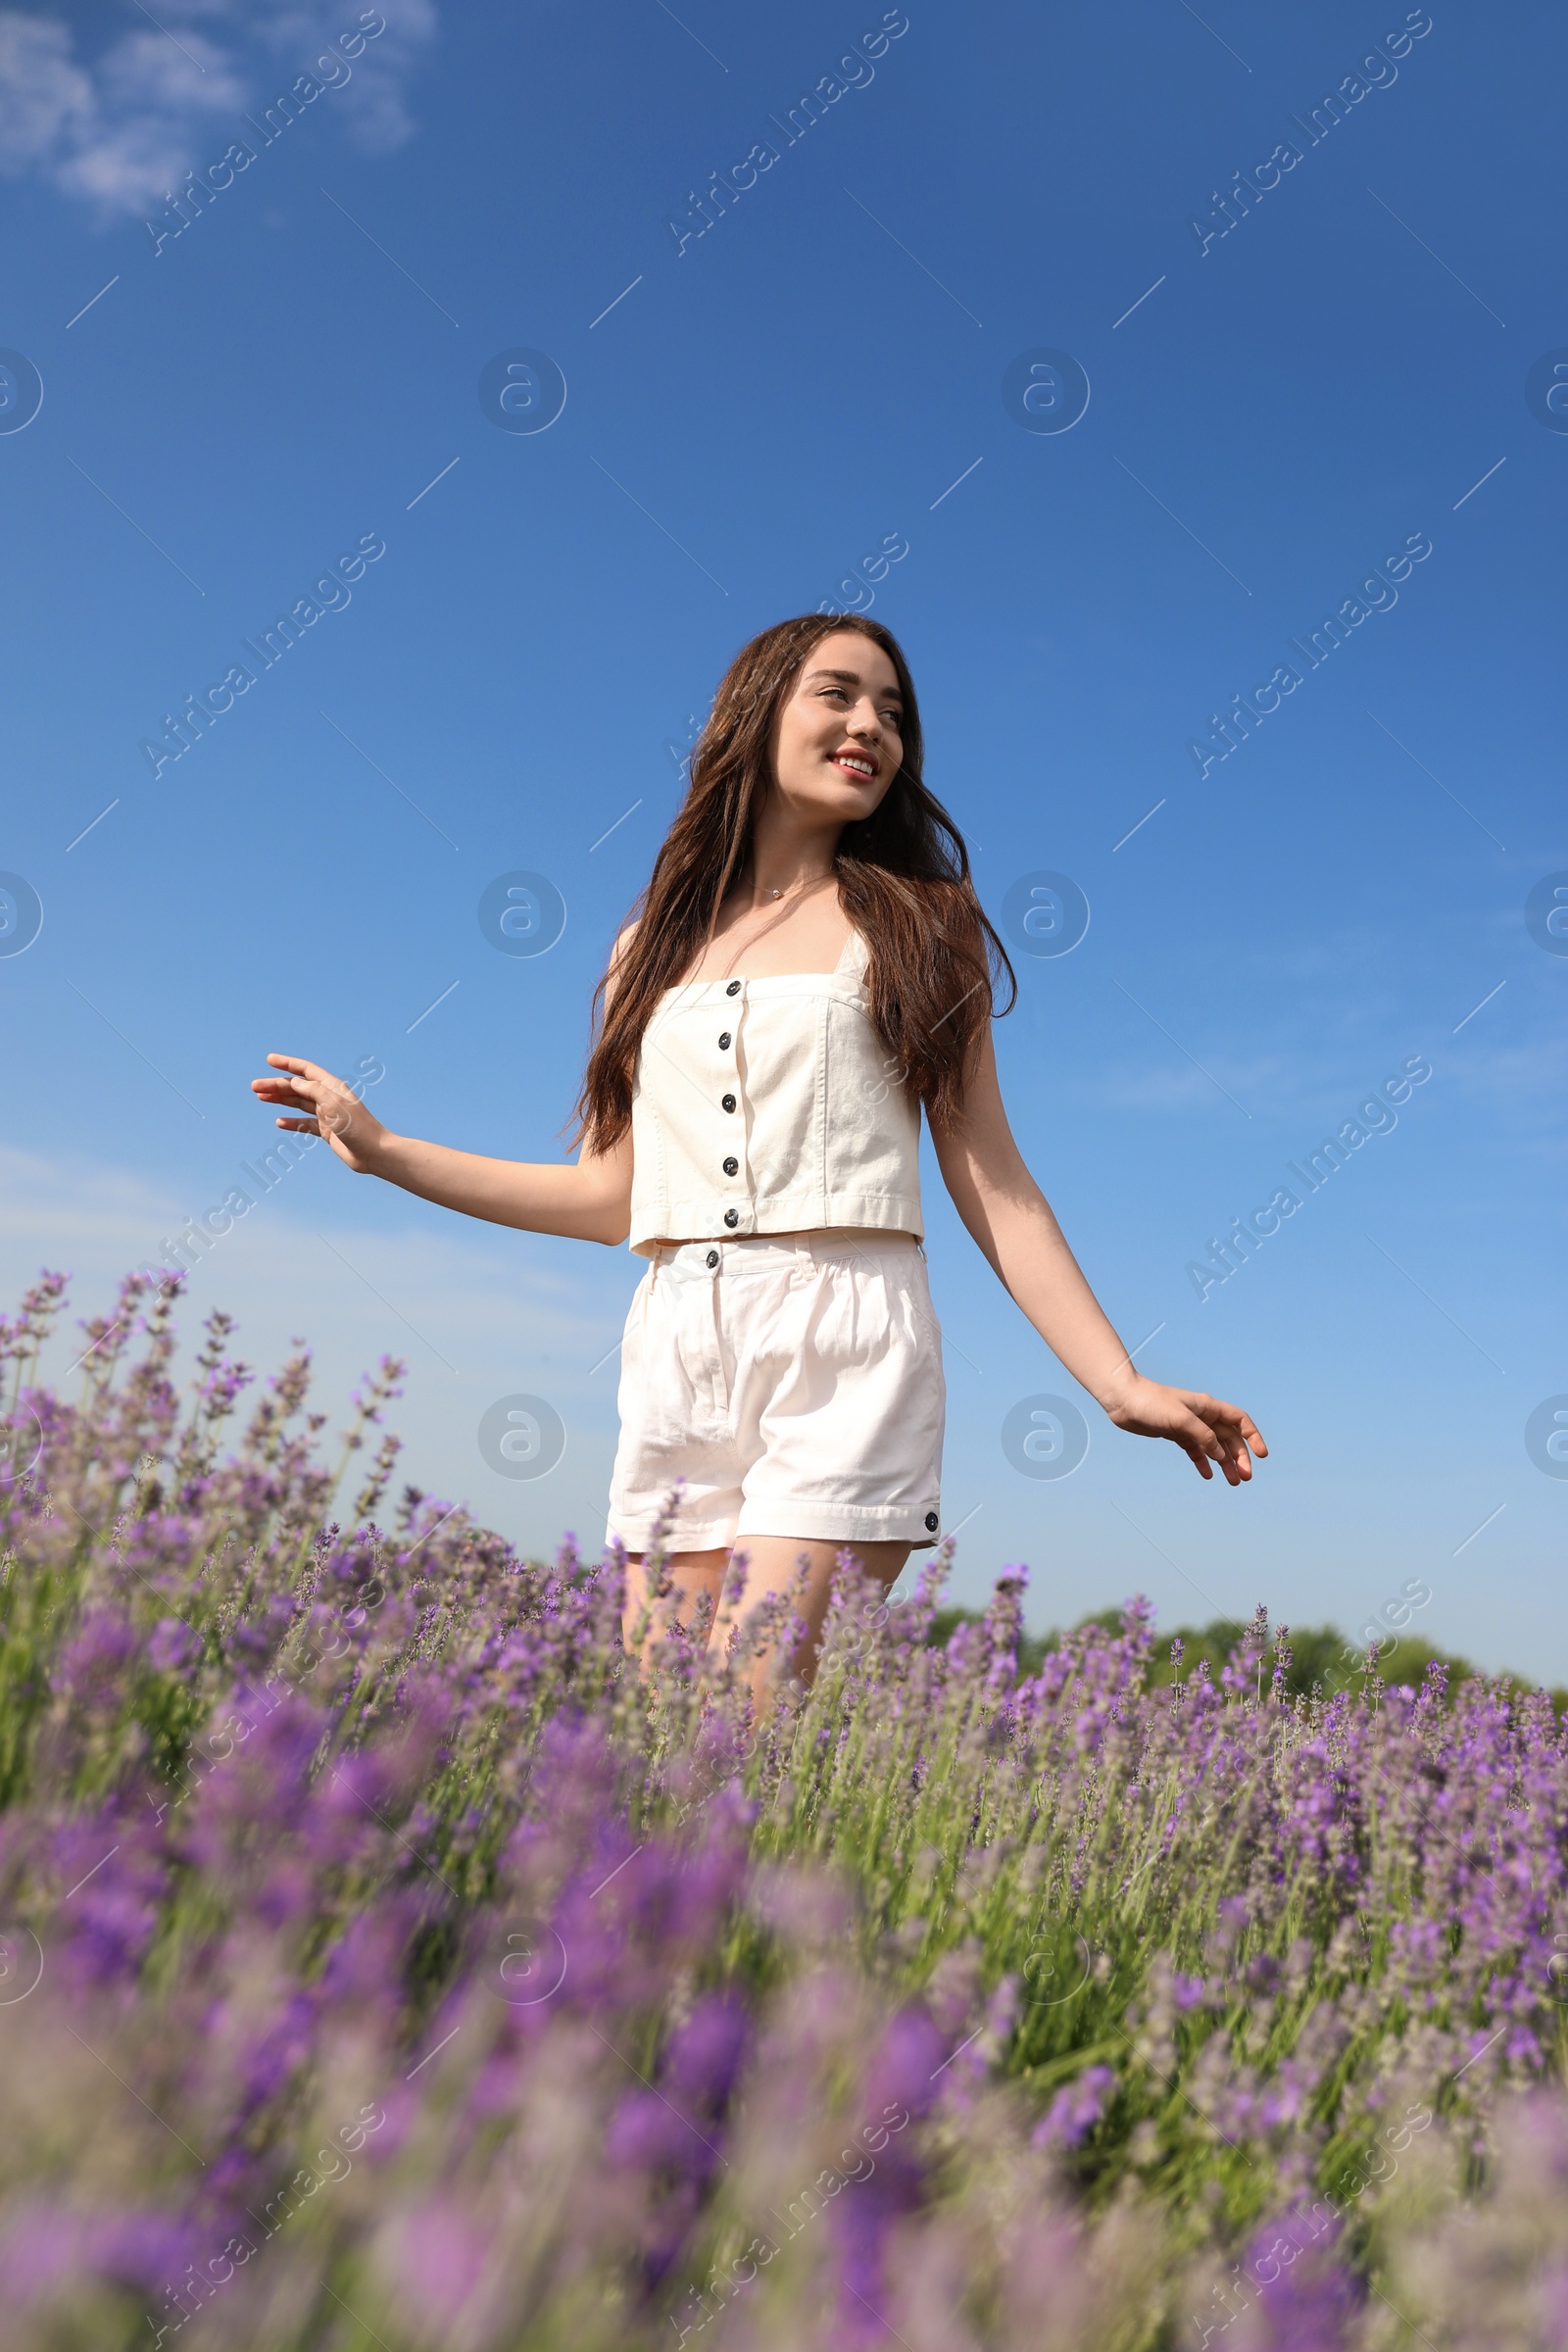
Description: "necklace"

(749, 870), (828, 906)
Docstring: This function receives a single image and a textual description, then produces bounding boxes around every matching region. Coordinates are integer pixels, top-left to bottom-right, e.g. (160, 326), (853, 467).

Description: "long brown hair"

(574, 612), (1014, 1152)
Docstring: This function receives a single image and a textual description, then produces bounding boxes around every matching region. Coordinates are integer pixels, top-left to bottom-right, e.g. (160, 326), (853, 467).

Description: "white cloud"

(249, 1), (439, 153)
(0, 15), (94, 169)
(0, 2), (436, 218)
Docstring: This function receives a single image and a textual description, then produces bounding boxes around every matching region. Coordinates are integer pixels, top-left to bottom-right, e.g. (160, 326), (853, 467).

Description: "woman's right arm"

(249, 1054), (633, 1246)
(254, 922), (641, 1246)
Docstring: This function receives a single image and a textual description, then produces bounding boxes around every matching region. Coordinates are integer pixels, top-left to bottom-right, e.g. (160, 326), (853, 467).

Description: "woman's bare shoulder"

(606, 918), (641, 1006)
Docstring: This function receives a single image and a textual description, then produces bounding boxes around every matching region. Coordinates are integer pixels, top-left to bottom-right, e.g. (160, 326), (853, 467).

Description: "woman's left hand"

(1103, 1375), (1267, 1485)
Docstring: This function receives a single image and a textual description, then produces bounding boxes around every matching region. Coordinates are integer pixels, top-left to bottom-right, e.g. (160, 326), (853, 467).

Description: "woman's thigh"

(712, 1535), (911, 1682)
(621, 1547), (729, 1655)
(623, 1537), (911, 1690)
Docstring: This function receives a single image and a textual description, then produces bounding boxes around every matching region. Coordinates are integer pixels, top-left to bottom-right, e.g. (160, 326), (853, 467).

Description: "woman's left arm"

(927, 1028), (1267, 1485)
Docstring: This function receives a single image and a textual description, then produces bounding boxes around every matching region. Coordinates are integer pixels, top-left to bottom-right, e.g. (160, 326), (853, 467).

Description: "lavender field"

(2, 1271), (1566, 2351)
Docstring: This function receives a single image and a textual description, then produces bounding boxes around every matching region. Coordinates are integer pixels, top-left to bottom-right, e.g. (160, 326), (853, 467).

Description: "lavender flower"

(0, 1266), (1563, 2349)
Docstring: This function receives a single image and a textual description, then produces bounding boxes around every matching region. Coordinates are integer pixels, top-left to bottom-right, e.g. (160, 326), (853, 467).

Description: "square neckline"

(659, 927), (866, 1000)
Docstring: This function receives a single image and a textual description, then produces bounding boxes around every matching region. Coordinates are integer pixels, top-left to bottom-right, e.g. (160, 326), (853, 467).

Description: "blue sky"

(1, 0), (1563, 1670)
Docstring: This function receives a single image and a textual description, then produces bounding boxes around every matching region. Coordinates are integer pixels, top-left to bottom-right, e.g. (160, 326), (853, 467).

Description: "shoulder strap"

(834, 927), (870, 978)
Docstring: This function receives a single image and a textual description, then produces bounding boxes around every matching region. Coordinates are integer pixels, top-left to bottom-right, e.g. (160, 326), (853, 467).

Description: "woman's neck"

(740, 804), (841, 906)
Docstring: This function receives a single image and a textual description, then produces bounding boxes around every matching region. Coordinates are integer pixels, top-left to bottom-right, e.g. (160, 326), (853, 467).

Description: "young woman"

(252, 613), (1265, 1686)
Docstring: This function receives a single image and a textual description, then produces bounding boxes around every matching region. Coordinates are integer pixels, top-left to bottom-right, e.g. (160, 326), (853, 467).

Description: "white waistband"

(645, 1231), (923, 1281)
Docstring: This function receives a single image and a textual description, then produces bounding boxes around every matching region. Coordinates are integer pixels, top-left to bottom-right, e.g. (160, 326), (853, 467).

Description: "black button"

(722, 1155), (739, 1176)
(723, 1208), (739, 1228)
(721, 1093), (736, 1112)
(924, 1511), (939, 1533)
(725, 979), (741, 997)
(717, 1031), (731, 1050)
(706, 1250), (719, 1268)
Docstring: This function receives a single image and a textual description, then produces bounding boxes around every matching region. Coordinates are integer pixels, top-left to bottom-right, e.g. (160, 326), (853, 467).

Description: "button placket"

(716, 977), (744, 1222)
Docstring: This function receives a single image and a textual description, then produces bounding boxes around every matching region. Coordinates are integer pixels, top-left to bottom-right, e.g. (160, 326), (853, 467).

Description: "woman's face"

(768, 631), (905, 826)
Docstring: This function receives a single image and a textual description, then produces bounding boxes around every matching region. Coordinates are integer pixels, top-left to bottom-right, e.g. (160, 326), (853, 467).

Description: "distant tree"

(924, 1605), (1566, 1713)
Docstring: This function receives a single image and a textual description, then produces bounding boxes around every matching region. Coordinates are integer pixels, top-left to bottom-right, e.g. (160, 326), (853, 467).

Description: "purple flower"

(60, 1607), (137, 1695)
(148, 1616), (202, 1674)
(0, 2205), (205, 2304)
(664, 1992), (749, 2112)
(1225, 2229), (1361, 2349)
(1033, 2064), (1116, 2151)
(384, 2199), (493, 2331)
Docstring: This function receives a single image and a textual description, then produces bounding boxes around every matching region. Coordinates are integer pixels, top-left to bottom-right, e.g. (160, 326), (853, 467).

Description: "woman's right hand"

(250, 1055), (389, 1174)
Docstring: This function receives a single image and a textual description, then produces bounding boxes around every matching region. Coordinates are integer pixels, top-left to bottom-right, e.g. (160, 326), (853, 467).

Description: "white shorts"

(605, 1231), (946, 1553)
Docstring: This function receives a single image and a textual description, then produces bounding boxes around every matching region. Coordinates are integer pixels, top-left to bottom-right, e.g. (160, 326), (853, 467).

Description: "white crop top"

(626, 929), (924, 1257)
